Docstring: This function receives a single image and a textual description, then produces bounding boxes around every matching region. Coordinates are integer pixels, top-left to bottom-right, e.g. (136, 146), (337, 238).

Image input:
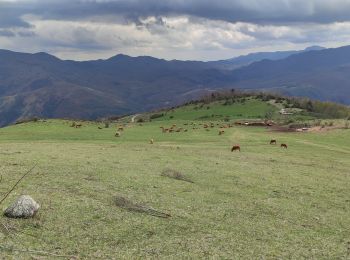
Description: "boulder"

(4, 195), (40, 218)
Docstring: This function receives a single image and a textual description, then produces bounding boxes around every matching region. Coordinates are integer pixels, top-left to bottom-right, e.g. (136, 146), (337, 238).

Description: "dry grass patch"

(161, 169), (194, 183)
(114, 195), (171, 218)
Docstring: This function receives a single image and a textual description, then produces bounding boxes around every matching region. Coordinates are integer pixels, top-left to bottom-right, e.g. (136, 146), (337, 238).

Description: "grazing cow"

(231, 145), (241, 152)
(75, 124), (82, 128)
(118, 127), (124, 131)
(115, 132), (121, 137)
(270, 139), (277, 145)
(98, 126), (103, 129)
(219, 130), (225, 135)
(281, 143), (288, 149)
(150, 139), (154, 144)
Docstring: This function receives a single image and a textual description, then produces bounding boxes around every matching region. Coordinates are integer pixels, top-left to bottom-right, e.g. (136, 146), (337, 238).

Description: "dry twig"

(0, 164), (37, 206)
(115, 196), (171, 218)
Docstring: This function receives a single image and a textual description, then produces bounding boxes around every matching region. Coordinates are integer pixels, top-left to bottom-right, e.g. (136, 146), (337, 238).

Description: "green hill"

(0, 97), (350, 258)
(137, 93), (350, 126)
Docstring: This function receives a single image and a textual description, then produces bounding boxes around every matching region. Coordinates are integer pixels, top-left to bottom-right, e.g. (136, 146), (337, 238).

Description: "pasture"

(0, 116), (349, 259)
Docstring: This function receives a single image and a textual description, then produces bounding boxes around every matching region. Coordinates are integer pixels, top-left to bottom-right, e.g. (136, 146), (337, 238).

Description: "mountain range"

(0, 45), (349, 126)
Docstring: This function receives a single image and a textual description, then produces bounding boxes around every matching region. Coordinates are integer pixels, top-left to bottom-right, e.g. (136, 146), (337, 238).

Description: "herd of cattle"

(71, 120), (288, 151)
(157, 122), (288, 151)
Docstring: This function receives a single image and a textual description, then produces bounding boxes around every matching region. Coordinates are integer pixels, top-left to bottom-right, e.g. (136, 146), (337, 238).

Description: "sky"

(1, 0), (350, 61)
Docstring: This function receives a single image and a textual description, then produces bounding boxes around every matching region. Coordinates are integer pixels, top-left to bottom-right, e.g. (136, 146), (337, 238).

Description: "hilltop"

(132, 91), (350, 128)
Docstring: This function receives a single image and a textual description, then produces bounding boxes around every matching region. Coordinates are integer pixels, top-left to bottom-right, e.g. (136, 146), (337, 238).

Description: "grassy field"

(0, 103), (350, 259)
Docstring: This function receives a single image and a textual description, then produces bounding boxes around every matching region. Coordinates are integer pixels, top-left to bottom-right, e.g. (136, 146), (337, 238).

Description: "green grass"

(0, 116), (349, 259)
(153, 98), (277, 121)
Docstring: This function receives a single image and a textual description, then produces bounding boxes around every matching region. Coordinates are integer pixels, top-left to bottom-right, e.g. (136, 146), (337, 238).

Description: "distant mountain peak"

(107, 53), (131, 61)
(33, 52), (60, 61)
(304, 45), (325, 51)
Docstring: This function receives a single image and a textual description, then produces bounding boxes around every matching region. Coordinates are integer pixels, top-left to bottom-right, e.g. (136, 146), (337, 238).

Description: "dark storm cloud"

(2, 0), (350, 26)
(0, 2), (32, 29)
(0, 29), (15, 37)
(1, 0), (350, 61)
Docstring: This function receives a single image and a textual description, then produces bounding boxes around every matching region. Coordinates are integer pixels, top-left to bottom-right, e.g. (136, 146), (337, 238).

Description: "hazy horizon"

(0, 44), (337, 62)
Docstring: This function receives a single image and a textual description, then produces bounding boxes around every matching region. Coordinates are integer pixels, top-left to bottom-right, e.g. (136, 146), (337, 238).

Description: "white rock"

(4, 195), (40, 218)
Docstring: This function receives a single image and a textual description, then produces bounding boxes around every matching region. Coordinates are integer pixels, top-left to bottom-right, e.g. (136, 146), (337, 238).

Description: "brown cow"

(231, 145), (241, 152)
(270, 139), (277, 145)
(281, 143), (288, 149)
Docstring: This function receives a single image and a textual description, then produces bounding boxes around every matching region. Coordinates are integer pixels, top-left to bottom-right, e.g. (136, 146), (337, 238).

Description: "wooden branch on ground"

(0, 164), (37, 206)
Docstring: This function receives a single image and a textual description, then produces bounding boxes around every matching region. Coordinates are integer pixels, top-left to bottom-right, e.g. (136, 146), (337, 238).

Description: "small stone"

(4, 195), (40, 218)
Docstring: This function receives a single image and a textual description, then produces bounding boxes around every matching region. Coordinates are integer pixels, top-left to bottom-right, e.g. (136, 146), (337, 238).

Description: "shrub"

(314, 120), (322, 126)
(150, 113), (164, 119)
(15, 117), (39, 125)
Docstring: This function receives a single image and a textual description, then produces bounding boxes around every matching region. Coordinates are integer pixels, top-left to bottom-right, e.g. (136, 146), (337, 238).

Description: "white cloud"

(1, 1), (350, 60)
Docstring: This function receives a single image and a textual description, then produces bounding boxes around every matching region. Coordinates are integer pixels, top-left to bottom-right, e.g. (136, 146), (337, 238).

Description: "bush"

(150, 113), (164, 119)
(314, 120), (322, 126)
(15, 117), (39, 125)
